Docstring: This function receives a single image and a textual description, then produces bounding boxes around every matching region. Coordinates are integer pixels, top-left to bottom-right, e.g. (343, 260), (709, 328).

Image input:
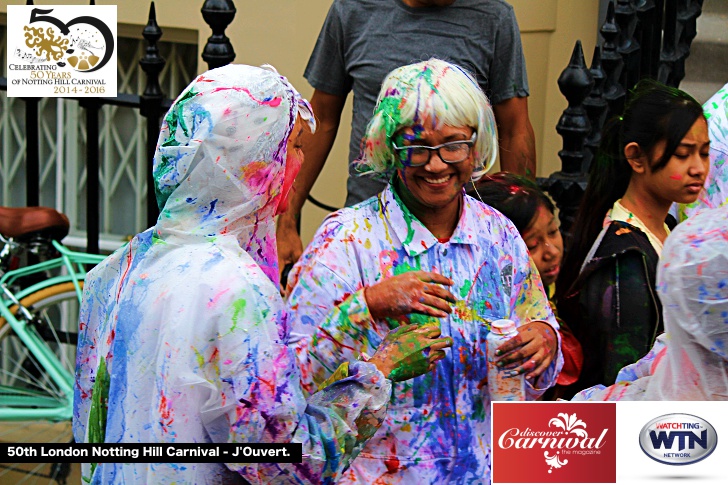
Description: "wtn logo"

(639, 414), (717, 465)
(650, 430), (707, 451)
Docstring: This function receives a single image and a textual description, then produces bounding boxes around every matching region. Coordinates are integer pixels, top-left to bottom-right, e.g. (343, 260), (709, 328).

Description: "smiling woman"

(286, 58), (563, 484)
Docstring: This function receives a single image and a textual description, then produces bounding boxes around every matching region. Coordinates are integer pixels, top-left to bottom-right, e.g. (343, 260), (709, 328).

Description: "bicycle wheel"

(0, 282), (83, 485)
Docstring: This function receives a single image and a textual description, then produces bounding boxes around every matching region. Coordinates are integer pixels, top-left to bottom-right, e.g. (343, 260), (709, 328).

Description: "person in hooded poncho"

(73, 64), (451, 484)
(573, 204), (728, 401)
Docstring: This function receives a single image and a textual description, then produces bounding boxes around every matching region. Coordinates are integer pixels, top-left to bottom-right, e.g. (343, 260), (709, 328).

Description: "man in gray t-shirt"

(278, 0), (536, 275)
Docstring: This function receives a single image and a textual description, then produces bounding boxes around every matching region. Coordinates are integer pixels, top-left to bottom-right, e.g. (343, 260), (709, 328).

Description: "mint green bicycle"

(0, 207), (105, 484)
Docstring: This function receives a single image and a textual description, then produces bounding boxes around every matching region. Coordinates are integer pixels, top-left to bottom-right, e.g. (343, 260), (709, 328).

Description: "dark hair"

(556, 79), (705, 300)
(467, 172), (555, 233)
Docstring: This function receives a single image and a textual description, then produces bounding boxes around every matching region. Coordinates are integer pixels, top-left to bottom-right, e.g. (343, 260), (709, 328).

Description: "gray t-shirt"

(304, 0), (529, 206)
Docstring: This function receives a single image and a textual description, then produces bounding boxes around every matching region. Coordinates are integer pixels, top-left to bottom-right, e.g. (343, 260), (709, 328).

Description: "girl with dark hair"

(470, 172), (582, 397)
(470, 173), (560, 286)
(556, 79), (710, 398)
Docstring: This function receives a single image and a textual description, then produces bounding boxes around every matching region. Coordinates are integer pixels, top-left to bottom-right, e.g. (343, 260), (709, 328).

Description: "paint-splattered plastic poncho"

(286, 187), (562, 484)
(675, 82), (728, 221)
(73, 65), (391, 484)
(573, 205), (728, 401)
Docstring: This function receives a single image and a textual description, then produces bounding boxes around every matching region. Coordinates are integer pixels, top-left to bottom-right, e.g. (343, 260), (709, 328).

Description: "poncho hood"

(654, 205), (728, 399)
(152, 64), (314, 284)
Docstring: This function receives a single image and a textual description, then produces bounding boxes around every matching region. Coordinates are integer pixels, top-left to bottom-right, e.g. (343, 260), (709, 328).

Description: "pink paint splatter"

(117, 247), (134, 302)
(207, 288), (230, 308)
(211, 86), (282, 107)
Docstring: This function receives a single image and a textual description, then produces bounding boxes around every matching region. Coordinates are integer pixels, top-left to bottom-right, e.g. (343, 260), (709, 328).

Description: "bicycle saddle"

(0, 206), (70, 241)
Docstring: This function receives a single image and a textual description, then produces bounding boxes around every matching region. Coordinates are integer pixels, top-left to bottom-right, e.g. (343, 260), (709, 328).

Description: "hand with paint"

(277, 214), (304, 286)
(493, 321), (558, 380)
(364, 271), (456, 322)
(368, 323), (453, 382)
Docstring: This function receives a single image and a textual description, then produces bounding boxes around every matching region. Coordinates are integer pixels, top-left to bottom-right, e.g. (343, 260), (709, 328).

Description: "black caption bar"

(2, 443), (303, 463)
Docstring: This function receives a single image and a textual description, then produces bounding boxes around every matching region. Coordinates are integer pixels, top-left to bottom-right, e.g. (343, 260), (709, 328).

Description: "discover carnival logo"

(6, 5), (117, 98)
(639, 413), (718, 465)
(492, 403), (616, 483)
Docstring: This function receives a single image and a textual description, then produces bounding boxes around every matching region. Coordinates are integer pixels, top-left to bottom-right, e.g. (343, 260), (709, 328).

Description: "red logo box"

(492, 402), (617, 483)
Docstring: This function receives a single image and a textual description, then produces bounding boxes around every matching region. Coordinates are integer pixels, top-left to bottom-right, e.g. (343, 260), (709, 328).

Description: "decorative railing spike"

(583, 45), (608, 172)
(659, 0), (680, 85)
(600, 1), (627, 124)
(673, 0), (703, 85)
(139, 1), (167, 226)
(635, 0), (659, 80)
(548, 0), (704, 241)
(201, 0), (237, 69)
(547, 40), (593, 239)
(615, 0), (641, 90)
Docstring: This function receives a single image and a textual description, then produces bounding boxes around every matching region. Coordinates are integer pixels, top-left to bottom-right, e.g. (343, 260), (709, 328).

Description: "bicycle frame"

(0, 241), (105, 422)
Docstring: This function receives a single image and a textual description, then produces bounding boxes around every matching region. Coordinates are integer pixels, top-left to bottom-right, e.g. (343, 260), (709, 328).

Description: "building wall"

(2, 0), (600, 244)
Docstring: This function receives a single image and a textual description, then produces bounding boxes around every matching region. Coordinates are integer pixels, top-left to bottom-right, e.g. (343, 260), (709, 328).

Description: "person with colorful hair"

(556, 80), (710, 399)
(276, 0), (536, 281)
(73, 64), (452, 484)
(286, 59), (561, 484)
(573, 204), (728, 401)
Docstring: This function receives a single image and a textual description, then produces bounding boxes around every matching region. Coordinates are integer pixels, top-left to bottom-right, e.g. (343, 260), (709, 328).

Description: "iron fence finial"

(201, 0), (236, 70)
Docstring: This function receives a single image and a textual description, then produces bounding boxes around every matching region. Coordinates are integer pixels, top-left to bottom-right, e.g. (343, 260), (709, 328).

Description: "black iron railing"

(1, 0), (236, 254)
(546, 0), (704, 238)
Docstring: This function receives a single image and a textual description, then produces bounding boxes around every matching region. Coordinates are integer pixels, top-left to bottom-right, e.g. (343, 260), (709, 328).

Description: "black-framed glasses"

(392, 132), (477, 167)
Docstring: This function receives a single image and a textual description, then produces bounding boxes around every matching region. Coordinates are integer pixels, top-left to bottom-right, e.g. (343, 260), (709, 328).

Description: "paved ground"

(1, 422), (81, 484)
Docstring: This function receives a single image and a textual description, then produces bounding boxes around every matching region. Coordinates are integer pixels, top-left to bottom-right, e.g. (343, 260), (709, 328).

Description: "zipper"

(640, 253), (662, 345)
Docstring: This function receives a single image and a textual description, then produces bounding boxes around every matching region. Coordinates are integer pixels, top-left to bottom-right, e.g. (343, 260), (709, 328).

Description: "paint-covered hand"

(368, 323), (453, 382)
(493, 321), (558, 380)
(364, 271), (456, 321)
(277, 214), (303, 287)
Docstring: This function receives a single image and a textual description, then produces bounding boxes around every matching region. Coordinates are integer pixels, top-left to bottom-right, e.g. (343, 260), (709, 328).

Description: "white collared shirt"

(287, 185), (562, 485)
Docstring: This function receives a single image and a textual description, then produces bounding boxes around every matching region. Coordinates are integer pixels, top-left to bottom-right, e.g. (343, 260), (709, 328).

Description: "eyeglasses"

(392, 132), (477, 167)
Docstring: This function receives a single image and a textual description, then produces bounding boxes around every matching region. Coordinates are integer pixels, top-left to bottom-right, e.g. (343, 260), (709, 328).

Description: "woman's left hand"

(494, 321), (558, 380)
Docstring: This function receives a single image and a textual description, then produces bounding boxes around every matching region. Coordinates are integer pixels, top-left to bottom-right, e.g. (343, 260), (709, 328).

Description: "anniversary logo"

(6, 5), (117, 97)
(492, 402), (617, 483)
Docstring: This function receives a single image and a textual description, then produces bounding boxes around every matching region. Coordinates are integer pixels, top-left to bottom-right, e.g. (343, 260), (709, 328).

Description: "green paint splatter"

(193, 347), (205, 369)
(613, 334), (641, 368)
(388, 358), (429, 382)
(230, 299), (247, 332)
(391, 187), (418, 248)
(87, 358), (110, 478)
(153, 88), (210, 209)
(459, 280), (472, 299)
(407, 313), (440, 327)
(161, 88), (198, 146)
(390, 257), (441, 327)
